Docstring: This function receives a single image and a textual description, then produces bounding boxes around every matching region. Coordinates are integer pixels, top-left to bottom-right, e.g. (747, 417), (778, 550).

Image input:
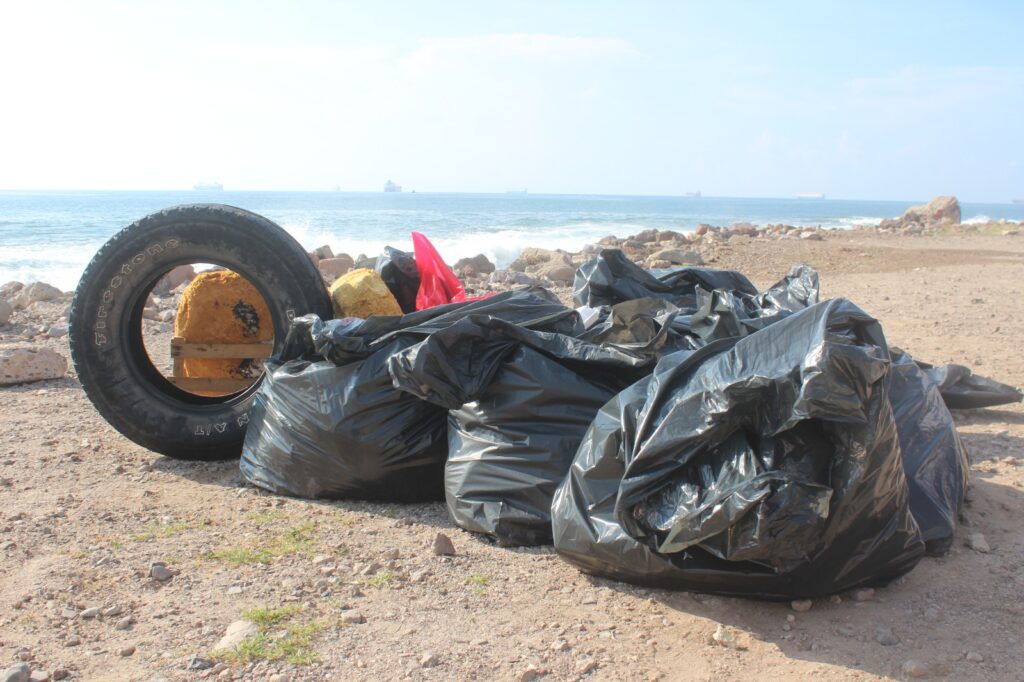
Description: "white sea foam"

(962, 214), (992, 225)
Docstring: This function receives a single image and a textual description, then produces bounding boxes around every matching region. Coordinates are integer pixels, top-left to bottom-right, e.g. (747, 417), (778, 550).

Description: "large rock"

(0, 281), (23, 300)
(633, 229), (659, 243)
(649, 249), (703, 266)
(508, 248), (569, 273)
(0, 299), (11, 326)
(453, 254), (495, 276)
(153, 265), (195, 296)
(312, 244), (334, 261)
(10, 282), (62, 310)
(535, 261), (576, 284)
(902, 195), (960, 225)
(0, 348), (68, 385)
(329, 268), (403, 319)
(318, 256), (354, 281)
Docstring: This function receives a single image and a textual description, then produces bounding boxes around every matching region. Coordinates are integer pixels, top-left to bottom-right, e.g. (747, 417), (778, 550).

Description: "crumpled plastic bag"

(389, 305), (677, 546)
(889, 349), (970, 555)
(240, 288), (579, 501)
(551, 299), (925, 598)
(573, 248), (758, 307)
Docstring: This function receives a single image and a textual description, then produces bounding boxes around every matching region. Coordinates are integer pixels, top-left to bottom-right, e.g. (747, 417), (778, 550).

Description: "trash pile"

(240, 242), (1023, 599)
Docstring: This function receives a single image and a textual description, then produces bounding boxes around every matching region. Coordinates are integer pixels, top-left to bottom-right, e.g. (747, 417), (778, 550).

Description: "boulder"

(799, 231), (823, 241)
(152, 265), (195, 296)
(695, 224), (711, 236)
(649, 249), (703, 266)
(508, 248), (569, 273)
(598, 235), (620, 246)
(489, 270), (536, 286)
(535, 261), (576, 284)
(329, 268), (403, 319)
(0, 281), (23, 299)
(318, 256), (354, 281)
(902, 195), (960, 225)
(312, 244), (335, 260)
(634, 229), (659, 243)
(453, 254), (495, 275)
(0, 348), (68, 385)
(10, 282), (62, 310)
(656, 230), (680, 242)
(0, 299), (11, 326)
(729, 222), (758, 237)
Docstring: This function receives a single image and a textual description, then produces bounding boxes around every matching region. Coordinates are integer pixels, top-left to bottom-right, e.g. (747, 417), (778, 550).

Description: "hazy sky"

(2, 1), (1021, 201)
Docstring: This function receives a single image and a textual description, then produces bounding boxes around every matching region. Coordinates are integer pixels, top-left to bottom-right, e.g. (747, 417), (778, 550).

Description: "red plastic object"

(413, 231), (491, 310)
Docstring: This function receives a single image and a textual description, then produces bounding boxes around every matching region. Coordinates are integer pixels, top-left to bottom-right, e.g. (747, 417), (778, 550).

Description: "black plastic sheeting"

(573, 248), (759, 307)
(375, 246), (420, 314)
(916, 359), (1024, 410)
(385, 263), (824, 547)
(240, 289), (580, 501)
(389, 308), (675, 546)
(889, 350), (970, 555)
(551, 299), (926, 598)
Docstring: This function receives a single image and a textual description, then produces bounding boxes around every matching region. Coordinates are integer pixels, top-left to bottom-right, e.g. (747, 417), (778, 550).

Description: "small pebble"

(875, 627), (901, 646)
(902, 659), (930, 678)
(65, 634), (81, 647)
(119, 646), (136, 657)
(115, 616), (133, 630)
(851, 588), (875, 602)
(965, 651), (984, 663)
(80, 607), (100, 619)
(431, 533), (456, 556)
(966, 533), (990, 553)
(790, 599), (812, 612)
(419, 652), (439, 668)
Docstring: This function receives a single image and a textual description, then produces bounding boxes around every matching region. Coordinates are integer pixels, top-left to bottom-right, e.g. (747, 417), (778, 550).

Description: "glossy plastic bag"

(240, 289), (579, 501)
(889, 350), (970, 554)
(413, 231), (470, 309)
(916, 360), (1023, 410)
(375, 246), (420, 314)
(552, 299), (925, 598)
(573, 248), (758, 307)
(390, 306), (677, 545)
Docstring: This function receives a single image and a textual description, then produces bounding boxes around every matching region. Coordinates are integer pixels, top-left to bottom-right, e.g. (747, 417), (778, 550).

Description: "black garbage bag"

(240, 288), (580, 501)
(665, 263), (820, 347)
(573, 248), (758, 307)
(888, 350), (970, 555)
(375, 246), (420, 313)
(551, 298), (925, 598)
(914, 360), (1024, 410)
(389, 305), (676, 545)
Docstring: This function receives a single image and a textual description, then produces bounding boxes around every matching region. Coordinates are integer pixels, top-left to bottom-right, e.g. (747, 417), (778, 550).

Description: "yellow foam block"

(174, 271), (273, 378)
(329, 268), (403, 319)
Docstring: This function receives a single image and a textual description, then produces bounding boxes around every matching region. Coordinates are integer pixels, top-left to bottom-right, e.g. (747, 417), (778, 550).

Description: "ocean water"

(2, 190), (1023, 292)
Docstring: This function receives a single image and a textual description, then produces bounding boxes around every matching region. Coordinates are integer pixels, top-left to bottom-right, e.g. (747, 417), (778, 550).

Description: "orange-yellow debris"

(174, 271), (272, 379)
(329, 268), (403, 319)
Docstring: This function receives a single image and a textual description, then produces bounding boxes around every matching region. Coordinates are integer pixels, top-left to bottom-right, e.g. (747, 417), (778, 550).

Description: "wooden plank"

(166, 376), (257, 392)
(170, 339), (274, 360)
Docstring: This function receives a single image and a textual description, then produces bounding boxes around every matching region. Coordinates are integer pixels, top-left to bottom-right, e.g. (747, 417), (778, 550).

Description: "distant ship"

(384, 180), (402, 193)
(193, 182), (223, 191)
(796, 192), (825, 199)
(685, 190), (701, 198)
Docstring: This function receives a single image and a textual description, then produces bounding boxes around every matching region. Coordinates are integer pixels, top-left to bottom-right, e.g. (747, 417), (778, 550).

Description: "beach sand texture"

(1, 229), (1023, 681)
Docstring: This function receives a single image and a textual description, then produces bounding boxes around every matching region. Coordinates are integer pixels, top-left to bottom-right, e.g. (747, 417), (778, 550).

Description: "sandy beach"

(2, 228), (1023, 681)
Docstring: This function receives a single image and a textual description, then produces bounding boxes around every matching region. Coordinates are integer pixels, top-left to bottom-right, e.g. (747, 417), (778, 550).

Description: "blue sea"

(2, 190), (1023, 292)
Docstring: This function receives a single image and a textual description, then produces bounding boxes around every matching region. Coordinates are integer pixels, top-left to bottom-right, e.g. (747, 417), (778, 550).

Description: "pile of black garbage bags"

(240, 249), (1022, 599)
